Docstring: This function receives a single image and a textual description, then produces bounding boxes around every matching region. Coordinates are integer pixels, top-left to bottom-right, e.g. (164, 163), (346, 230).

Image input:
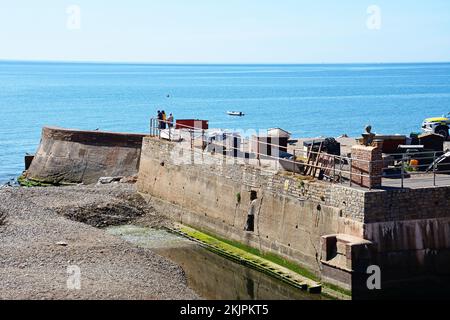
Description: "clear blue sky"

(0, 0), (449, 63)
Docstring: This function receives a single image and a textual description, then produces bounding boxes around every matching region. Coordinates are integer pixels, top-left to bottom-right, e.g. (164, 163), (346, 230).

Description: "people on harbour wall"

(156, 110), (174, 130)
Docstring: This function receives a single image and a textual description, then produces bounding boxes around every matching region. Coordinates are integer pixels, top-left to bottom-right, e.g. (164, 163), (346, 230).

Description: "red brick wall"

(351, 144), (383, 189)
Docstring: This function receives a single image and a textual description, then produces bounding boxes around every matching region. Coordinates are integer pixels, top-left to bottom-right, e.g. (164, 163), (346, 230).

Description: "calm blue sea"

(1, 61), (450, 183)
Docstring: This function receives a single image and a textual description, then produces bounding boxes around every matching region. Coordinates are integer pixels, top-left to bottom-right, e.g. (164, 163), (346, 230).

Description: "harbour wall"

(137, 137), (450, 297)
(23, 128), (450, 297)
(25, 127), (146, 184)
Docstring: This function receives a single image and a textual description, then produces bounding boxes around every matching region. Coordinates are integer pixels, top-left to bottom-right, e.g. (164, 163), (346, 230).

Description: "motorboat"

(227, 111), (245, 117)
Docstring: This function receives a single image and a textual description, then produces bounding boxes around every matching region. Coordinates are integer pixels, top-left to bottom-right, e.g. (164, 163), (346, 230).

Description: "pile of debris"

(301, 138), (342, 181)
(278, 137), (343, 182)
(97, 176), (138, 185)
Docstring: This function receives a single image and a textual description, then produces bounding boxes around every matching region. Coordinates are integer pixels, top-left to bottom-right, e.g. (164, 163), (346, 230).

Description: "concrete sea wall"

(137, 137), (450, 296)
(25, 127), (146, 184)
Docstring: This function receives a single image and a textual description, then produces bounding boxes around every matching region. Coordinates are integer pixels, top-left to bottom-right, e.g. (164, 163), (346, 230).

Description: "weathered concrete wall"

(137, 137), (450, 296)
(360, 187), (450, 286)
(25, 127), (146, 184)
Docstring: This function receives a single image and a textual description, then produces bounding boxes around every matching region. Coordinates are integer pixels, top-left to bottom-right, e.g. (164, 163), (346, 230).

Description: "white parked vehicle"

(422, 113), (450, 140)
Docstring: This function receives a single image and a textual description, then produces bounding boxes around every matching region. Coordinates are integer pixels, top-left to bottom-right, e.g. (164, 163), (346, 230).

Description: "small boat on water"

(227, 111), (245, 117)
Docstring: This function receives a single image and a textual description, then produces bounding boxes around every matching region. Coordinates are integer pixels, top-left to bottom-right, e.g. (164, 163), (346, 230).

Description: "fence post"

(433, 152), (437, 187)
(202, 130), (205, 150)
(333, 156), (336, 183)
(257, 138), (261, 167)
(349, 158), (353, 187)
(401, 156), (405, 189)
(158, 120), (161, 139)
(293, 150), (296, 176)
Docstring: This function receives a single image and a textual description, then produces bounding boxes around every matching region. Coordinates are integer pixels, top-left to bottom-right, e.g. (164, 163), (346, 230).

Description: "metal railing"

(370, 150), (450, 189)
(150, 118), (450, 190)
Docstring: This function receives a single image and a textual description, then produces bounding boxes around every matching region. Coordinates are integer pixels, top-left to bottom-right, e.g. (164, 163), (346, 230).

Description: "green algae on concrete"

(18, 175), (77, 188)
(18, 175), (56, 187)
(173, 224), (351, 300)
(173, 224), (323, 294)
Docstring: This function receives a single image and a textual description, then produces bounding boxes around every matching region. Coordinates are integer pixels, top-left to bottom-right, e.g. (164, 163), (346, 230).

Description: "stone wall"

(25, 127), (146, 184)
(363, 187), (450, 283)
(364, 187), (450, 223)
(268, 174), (367, 224)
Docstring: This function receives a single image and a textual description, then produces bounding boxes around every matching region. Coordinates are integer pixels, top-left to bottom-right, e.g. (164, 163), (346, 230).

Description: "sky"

(0, 0), (449, 64)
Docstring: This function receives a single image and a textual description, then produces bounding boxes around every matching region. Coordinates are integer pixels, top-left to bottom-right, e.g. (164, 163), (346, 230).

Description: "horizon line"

(1, 59), (450, 66)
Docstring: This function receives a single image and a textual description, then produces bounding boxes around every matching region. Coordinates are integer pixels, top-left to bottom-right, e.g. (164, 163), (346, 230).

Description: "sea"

(1, 61), (450, 183)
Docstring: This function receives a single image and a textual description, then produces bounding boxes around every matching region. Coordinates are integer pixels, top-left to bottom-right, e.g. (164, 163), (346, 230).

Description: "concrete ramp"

(24, 127), (146, 185)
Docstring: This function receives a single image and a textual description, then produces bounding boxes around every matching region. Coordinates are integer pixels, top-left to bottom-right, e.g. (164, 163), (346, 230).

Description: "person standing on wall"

(162, 110), (167, 129)
(168, 113), (174, 129)
(157, 110), (163, 129)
